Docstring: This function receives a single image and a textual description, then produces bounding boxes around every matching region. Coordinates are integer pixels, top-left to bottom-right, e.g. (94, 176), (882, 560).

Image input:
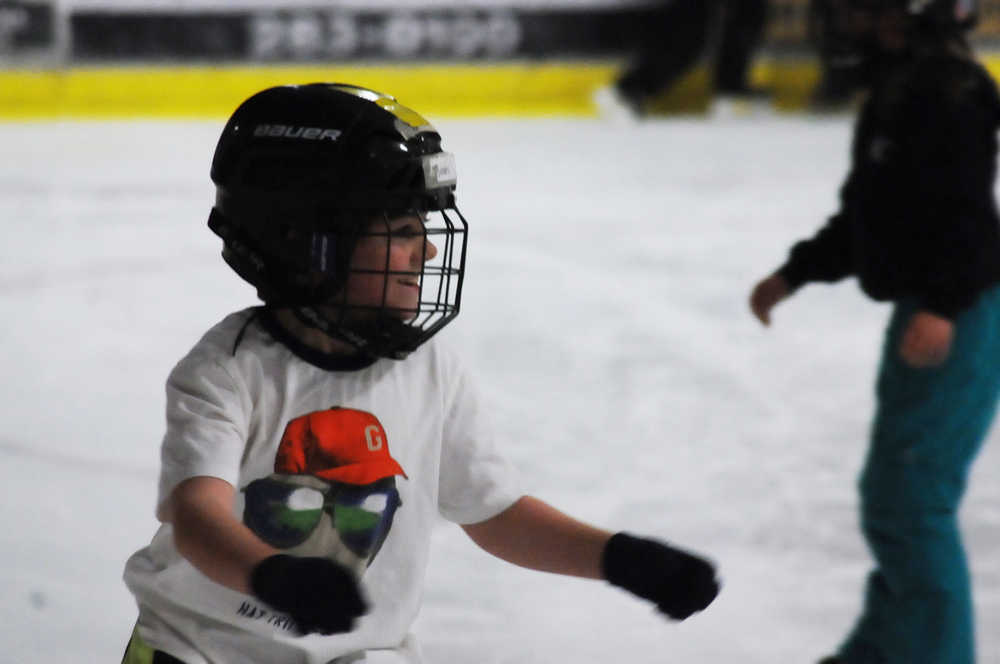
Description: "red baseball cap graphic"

(275, 407), (407, 485)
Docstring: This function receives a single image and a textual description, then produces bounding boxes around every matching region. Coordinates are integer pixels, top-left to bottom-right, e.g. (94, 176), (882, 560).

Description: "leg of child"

(839, 287), (1000, 663)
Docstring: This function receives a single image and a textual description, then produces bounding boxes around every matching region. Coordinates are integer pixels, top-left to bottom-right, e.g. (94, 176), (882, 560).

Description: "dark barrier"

(69, 6), (666, 62)
(67, 1), (1000, 64)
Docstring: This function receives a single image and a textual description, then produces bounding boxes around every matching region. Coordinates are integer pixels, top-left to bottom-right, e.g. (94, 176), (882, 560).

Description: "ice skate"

(592, 84), (642, 124)
(710, 85), (772, 119)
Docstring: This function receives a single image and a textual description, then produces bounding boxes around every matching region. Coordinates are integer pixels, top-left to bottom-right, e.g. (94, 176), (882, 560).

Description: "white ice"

(1, 113), (998, 663)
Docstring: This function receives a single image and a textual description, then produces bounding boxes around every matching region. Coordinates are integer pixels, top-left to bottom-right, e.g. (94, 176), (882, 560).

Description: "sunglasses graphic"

(243, 475), (402, 560)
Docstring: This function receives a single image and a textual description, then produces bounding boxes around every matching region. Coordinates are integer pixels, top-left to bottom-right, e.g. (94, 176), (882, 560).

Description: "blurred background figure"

(807, 0), (872, 109)
(750, 1), (999, 662)
(594, 0), (770, 119)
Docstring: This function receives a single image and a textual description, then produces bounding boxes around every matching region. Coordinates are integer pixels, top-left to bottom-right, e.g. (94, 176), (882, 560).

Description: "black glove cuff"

(250, 554), (295, 607)
(602, 532), (683, 594)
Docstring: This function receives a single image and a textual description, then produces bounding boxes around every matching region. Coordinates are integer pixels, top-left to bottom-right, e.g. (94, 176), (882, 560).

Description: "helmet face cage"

(296, 206), (468, 359)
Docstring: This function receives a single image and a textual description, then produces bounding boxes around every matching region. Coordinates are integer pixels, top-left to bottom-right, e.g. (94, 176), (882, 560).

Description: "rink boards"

(4, 0), (1000, 119)
(1, 56), (978, 120)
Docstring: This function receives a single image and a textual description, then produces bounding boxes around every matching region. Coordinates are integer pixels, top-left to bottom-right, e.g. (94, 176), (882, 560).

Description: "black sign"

(70, 6), (666, 62)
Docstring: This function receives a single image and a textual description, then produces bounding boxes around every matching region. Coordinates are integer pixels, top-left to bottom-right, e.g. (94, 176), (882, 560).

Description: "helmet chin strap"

(289, 305), (418, 360)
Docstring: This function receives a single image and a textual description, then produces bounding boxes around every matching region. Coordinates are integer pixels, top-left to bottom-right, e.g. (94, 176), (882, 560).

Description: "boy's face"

(339, 212), (439, 319)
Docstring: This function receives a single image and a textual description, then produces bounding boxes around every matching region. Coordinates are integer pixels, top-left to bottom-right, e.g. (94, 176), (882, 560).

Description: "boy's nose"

(424, 239), (439, 262)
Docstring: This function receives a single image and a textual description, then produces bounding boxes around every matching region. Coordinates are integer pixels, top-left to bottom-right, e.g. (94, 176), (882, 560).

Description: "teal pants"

(839, 285), (1000, 664)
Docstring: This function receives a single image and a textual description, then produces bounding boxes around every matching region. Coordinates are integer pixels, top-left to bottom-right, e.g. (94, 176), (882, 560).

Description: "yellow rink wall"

(0, 63), (620, 120)
(3, 55), (1000, 120)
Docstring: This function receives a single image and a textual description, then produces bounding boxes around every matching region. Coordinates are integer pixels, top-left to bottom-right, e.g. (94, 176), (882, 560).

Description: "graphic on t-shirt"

(242, 407), (406, 574)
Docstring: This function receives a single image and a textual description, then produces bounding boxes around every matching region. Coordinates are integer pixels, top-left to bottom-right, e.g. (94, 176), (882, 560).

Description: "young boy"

(122, 83), (720, 664)
(748, 2), (1000, 662)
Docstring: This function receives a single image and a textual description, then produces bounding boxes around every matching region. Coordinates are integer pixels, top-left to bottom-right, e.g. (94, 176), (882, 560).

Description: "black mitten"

(602, 532), (719, 620)
(250, 554), (369, 635)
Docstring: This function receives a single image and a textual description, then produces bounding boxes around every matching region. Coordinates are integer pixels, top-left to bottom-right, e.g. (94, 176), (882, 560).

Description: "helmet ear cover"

(208, 204), (356, 308)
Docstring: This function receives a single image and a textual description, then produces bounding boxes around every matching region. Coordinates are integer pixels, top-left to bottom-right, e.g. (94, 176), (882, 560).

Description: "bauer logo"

(253, 124), (342, 141)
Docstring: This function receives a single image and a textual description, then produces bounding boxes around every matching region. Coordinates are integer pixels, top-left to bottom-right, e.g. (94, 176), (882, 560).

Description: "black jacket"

(778, 48), (1000, 319)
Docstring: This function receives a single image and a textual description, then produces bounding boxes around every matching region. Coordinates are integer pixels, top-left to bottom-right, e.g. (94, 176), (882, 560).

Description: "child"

(748, 2), (1000, 662)
(122, 83), (720, 664)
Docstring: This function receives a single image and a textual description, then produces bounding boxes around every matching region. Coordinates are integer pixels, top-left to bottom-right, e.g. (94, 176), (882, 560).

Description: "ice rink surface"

(1, 112), (998, 663)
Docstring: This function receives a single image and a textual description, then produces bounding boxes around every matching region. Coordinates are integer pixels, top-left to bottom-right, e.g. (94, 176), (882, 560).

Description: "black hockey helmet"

(910, 0), (978, 29)
(810, 0), (977, 93)
(844, 0), (978, 30)
(208, 83), (467, 359)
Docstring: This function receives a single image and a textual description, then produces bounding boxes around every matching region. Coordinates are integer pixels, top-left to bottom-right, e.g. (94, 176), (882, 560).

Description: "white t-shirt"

(123, 308), (522, 664)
